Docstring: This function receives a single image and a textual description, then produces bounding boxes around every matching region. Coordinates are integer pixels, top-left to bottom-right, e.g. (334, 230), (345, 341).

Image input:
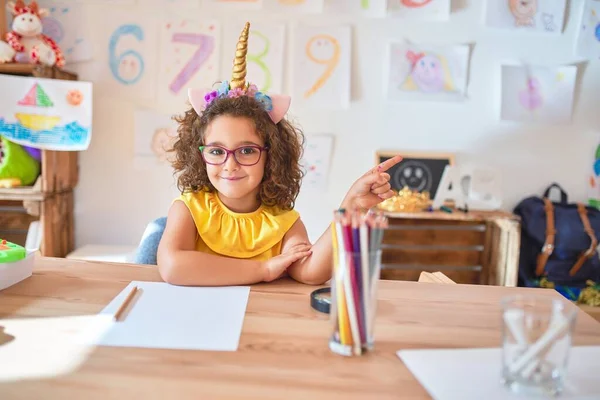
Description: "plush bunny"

(0, 1), (64, 67)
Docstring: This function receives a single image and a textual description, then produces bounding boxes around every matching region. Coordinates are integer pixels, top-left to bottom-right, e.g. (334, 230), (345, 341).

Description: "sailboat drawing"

(0, 76), (92, 151)
(15, 83), (61, 130)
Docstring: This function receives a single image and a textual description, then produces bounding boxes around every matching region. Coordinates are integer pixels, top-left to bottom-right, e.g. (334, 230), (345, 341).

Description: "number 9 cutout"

(304, 34), (340, 99)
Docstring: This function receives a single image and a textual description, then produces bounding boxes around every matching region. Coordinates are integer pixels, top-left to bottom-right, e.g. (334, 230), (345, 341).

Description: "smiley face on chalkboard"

(394, 161), (433, 193)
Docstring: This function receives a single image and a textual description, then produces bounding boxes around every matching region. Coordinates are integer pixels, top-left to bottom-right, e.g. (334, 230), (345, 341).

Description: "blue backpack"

(514, 183), (600, 288)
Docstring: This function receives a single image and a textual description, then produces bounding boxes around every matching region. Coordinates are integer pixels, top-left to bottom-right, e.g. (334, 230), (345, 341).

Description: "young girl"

(157, 22), (401, 286)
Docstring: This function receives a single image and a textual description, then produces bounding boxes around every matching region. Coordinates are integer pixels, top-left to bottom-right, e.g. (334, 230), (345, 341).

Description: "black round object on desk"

(310, 287), (331, 314)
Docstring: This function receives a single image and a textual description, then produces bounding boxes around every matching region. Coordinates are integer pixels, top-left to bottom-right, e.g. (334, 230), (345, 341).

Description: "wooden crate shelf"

(0, 63), (77, 80)
(0, 62), (79, 257)
(0, 185), (44, 202)
(379, 210), (521, 286)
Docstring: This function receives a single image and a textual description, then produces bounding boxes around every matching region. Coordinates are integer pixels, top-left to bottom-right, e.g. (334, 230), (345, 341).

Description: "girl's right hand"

(262, 243), (312, 282)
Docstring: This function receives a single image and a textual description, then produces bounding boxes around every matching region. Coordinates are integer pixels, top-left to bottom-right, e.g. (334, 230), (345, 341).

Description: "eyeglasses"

(199, 144), (268, 166)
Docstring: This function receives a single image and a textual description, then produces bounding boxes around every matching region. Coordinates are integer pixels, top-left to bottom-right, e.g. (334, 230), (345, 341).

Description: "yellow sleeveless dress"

(176, 191), (299, 261)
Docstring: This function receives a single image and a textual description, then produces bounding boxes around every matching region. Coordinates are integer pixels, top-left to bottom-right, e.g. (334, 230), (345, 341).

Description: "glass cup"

(329, 250), (382, 356)
(501, 295), (577, 396)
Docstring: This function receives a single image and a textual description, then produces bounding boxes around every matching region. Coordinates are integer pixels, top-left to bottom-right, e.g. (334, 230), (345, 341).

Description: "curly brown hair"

(171, 95), (305, 211)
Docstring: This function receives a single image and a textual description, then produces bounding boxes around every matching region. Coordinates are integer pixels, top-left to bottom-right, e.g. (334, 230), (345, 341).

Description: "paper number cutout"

(401, 0), (432, 7)
(169, 33), (215, 94)
(109, 24), (145, 85)
(247, 30), (272, 92)
(304, 34), (340, 98)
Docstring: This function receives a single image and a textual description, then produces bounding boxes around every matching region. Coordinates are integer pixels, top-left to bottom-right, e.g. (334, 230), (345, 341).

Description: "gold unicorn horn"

(230, 22), (250, 90)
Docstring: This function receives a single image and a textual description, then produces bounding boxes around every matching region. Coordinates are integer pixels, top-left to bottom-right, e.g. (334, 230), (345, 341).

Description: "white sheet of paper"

(96, 281), (250, 351)
(483, 0), (566, 34)
(500, 64), (576, 124)
(0, 74), (93, 150)
(93, 12), (158, 102)
(224, 22), (285, 94)
(38, 1), (93, 63)
(157, 18), (220, 114)
(262, 0), (324, 14)
(202, 0), (263, 10)
(301, 134), (334, 191)
(397, 346), (600, 400)
(387, 0), (450, 21)
(387, 42), (470, 102)
(133, 109), (178, 170)
(575, 0), (600, 60)
(0, 314), (114, 382)
(292, 25), (351, 109)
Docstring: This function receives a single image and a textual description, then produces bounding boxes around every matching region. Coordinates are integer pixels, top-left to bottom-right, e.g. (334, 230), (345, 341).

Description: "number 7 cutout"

(168, 33), (215, 94)
(158, 19), (220, 112)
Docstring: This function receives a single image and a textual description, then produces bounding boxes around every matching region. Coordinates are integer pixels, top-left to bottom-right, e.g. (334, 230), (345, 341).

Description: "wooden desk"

(1, 257), (599, 399)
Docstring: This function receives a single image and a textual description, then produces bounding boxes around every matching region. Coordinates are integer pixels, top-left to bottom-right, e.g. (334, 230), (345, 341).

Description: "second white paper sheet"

(397, 346), (600, 400)
(96, 281), (250, 351)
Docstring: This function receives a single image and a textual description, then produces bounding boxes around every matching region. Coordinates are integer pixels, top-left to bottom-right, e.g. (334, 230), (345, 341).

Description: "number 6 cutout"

(109, 24), (145, 85)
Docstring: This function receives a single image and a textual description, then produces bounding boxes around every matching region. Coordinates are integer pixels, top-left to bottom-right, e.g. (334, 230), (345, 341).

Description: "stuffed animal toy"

(0, 1), (65, 67)
(0, 135), (41, 187)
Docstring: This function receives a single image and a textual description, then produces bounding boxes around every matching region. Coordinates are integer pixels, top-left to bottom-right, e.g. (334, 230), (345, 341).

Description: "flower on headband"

(254, 92), (273, 111)
(227, 88), (245, 98)
(217, 81), (230, 96)
(204, 90), (218, 105)
(246, 84), (259, 97)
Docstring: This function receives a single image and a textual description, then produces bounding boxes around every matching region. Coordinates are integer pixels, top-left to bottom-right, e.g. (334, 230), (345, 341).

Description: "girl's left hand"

(341, 155), (402, 210)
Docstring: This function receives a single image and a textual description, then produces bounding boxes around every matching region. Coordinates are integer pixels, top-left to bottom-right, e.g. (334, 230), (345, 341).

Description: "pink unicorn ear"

(268, 94), (291, 124)
(188, 88), (209, 115)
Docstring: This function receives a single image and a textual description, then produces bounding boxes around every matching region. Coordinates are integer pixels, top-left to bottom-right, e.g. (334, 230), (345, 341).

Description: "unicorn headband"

(188, 22), (291, 124)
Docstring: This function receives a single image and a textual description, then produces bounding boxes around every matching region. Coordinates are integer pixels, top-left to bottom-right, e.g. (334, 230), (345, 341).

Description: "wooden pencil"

(114, 285), (138, 321)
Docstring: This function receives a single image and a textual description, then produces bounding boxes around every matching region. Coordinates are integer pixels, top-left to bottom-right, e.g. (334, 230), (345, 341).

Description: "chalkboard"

(376, 151), (455, 198)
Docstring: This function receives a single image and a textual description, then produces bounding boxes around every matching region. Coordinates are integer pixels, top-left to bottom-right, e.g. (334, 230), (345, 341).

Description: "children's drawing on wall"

(134, 109), (178, 169)
(500, 64), (576, 124)
(160, 0), (200, 6)
(158, 19), (220, 113)
(99, 13), (158, 102)
(357, 0), (387, 17)
(576, 0), (600, 60)
(0, 75), (92, 151)
(301, 134), (333, 192)
(38, 2), (92, 64)
(387, 0), (451, 20)
(588, 143), (600, 209)
(225, 22), (285, 93)
(387, 42), (470, 102)
(263, 0), (324, 14)
(484, 0), (566, 34)
(203, 0), (262, 10)
(324, 0), (387, 17)
(395, 160), (433, 193)
(292, 25), (351, 109)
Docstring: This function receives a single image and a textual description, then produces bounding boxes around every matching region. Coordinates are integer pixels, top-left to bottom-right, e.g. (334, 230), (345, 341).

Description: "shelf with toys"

(0, 1), (79, 257)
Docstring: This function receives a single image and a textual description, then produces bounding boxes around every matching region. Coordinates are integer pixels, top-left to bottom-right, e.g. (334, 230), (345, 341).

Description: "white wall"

(68, 0), (599, 247)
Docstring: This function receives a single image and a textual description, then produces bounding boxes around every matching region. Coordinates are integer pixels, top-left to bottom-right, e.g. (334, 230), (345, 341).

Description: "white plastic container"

(0, 252), (35, 291)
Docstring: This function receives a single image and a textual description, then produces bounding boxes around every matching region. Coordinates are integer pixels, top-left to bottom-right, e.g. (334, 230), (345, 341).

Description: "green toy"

(0, 239), (27, 263)
(0, 135), (40, 186)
